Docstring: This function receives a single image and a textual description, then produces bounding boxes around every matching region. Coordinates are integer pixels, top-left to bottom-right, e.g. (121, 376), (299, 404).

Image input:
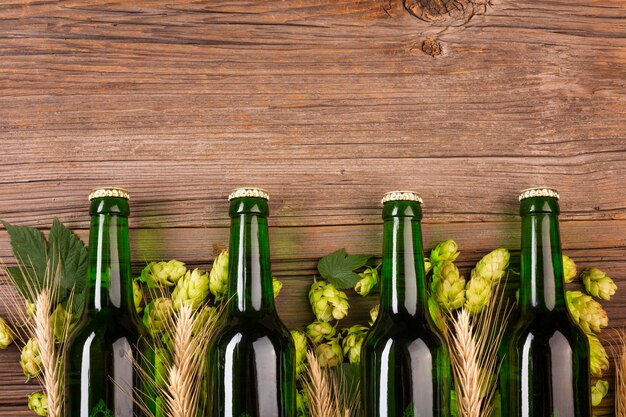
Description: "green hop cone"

(141, 260), (187, 288)
(192, 305), (218, 336)
(297, 389), (309, 417)
(582, 268), (617, 301)
(308, 281), (350, 322)
(20, 338), (42, 380)
(142, 297), (173, 335)
(315, 339), (343, 367)
(209, 250), (229, 300)
(354, 266), (379, 296)
(563, 255), (577, 283)
(291, 330), (308, 377)
(428, 297), (446, 332)
(28, 391), (48, 416)
(172, 268), (210, 311)
(369, 304), (379, 326)
(430, 240), (460, 274)
(566, 290), (608, 334)
(26, 301), (36, 319)
(50, 304), (72, 343)
(0, 317), (14, 349)
(588, 333), (609, 377)
(305, 321), (336, 344)
(432, 261), (466, 311)
(133, 278), (143, 314)
(464, 275), (492, 314)
(342, 325), (368, 364)
(473, 248), (510, 285)
(273, 277), (283, 298)
(424, 259), (433, 275)
(591, 379), (609, 407)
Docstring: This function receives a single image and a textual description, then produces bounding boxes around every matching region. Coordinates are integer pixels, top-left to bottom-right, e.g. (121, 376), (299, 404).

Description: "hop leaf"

(566, 291), (608, 334)
(369, 304), (379, 326)
(432, 261), (466, 310)
(341, 325), (368, 364)
(582, 268), (617, 301)
(305, 321), (337, 344)
(354, 266), (379, 296)
(273, 277), (283, 298)
(588, 333), (609, 377)
(464, 275), (492, 314)
(473, 248), (510, 285)
(0, 317), (14, 349)
(291, 330), (308, 378)
(142, 298), (173, 335)
(315, 339), (343, 367)
(133, 278), (143, 314)
(591, 380), (609, 407)
(28, 392), (48, 416)
(172, 268), (210, 311)
(209, 251), (229, 300)
(20, 338), (42, 380)
(308, 281), (349, 322)
(140, 260), (187, 288)
(562, 255), (577, 283)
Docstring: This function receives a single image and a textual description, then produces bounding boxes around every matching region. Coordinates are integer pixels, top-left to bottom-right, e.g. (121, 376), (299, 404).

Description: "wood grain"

(0, 0), (624, 414)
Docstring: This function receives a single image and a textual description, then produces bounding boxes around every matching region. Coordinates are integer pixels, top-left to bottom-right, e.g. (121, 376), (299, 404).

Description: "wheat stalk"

(613, 329), (626, 417)
(446, 286), (510, 417)
(1, 261), (74, 417)
(133, 302), (223, 417)
(302, 351), (360, 417)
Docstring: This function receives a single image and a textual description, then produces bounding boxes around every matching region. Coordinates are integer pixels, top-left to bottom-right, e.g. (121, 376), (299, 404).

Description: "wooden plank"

(0, 0), (624, 414)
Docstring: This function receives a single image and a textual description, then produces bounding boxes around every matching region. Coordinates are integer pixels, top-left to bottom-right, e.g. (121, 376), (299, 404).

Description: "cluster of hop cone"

(0, 239), (617, 416)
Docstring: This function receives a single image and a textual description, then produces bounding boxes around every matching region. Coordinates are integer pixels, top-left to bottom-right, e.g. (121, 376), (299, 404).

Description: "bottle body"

(208, 193), (295, 417)
(362, 197), (450, 417)
(500, 193), (591, 417)
(65, 194), (147, 417)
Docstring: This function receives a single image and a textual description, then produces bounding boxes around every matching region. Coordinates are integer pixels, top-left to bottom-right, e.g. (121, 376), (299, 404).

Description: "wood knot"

(422, 38), (443, 56)
(404, 0), (489, 25)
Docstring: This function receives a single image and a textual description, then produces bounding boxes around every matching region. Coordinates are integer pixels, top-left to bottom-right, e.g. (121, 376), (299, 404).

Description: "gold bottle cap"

(228, 187), (270, 201)
(518, 187), (560, 201)
(89, 187), (130, 201)
(381, 191), (423, 204)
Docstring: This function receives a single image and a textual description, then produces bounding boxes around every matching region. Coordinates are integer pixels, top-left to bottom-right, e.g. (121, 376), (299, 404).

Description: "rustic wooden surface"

(0, 0), (625, 414)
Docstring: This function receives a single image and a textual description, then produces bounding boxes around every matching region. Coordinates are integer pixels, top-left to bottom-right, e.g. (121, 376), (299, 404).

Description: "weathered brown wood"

(0, 0), (625, 414)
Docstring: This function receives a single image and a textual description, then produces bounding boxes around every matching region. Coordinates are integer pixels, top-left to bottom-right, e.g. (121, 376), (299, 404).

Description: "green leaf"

(5, 266), (34, 302)
(330, 271), (361, 290)
(1, 220), (47, 295)
(317, 249), (372, 289)
(48, 218), (88, 302)
(332, 363), (360, 403)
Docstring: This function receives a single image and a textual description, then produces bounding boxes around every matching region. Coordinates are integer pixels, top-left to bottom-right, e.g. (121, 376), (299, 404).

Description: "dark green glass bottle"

(208, 188), (296, 417)
(65, 188), (147, 417)
(361, 191), (450, 417)
(500, 188), (591, 417)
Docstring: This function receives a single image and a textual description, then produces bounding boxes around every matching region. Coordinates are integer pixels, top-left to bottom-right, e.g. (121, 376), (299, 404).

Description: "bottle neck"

(87, 211), (133, 312)
(519, 210), (567, 314)
(380, 202), (428, 319)
(227, 207), (275, 316)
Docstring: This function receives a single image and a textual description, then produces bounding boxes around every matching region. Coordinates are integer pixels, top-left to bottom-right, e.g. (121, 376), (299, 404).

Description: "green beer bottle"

(65, 188), (147, 417)
(361, 191), (450, 417)
(500, 188), (591, 417)
(208, 188), (296, 417)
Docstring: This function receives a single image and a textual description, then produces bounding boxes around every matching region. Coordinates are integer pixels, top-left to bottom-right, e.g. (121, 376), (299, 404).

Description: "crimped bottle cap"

(228, 187), (270, 201)
(89, 187), (130, 201)
(381, 191), (423, 205)
(518, 187), (559, 201)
